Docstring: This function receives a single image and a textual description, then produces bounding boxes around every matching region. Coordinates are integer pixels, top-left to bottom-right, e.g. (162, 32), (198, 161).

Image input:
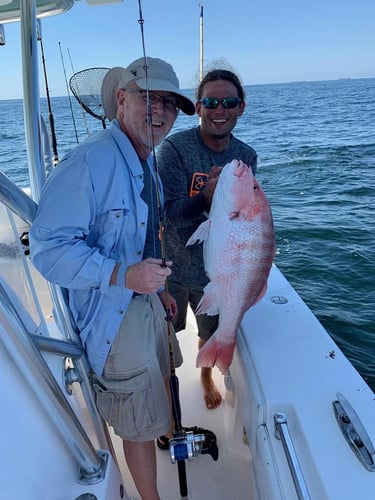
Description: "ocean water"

(1, 77), (374, 390)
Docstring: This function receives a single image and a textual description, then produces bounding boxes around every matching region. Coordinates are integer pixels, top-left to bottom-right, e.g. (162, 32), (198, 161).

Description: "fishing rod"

(199, 3), (204, 127)
(58, 41), (79, 144)
(136, 1), (188, 494)
(136, 2), (208, 498)
(37, 20), (59, 166)
(199, 3), (204, 82)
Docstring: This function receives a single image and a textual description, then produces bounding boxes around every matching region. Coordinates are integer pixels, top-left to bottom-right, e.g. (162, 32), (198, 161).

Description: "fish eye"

(229, 211), (240, 220)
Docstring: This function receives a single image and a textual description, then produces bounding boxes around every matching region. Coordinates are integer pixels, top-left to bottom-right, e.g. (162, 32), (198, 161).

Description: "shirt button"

(141, 222), (145, 226)
(137, 251), (142, 255)
(106, 339), (111, 344)
(119, 310), (124, 314)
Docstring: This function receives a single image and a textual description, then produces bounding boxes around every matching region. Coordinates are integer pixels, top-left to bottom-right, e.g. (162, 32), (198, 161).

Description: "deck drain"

(270, 295), (288, 304)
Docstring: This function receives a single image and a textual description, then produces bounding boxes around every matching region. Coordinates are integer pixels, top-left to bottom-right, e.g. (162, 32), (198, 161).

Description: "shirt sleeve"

(29, 153), (116, 294)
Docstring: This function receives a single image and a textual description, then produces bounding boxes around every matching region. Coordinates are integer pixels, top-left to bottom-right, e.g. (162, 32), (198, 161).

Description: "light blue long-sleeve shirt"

(29, 120), (163, 375)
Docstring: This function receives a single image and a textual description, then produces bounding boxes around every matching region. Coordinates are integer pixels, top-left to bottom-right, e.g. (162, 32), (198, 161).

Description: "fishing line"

(136, 1), (188, 497)
(67, 47), (90, 136)
(136, 3), (162, 279)
(58, 41), (79, 144)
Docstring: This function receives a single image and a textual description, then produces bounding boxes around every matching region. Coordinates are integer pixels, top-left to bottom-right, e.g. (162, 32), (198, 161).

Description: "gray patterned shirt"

(157, 126), (257, 287)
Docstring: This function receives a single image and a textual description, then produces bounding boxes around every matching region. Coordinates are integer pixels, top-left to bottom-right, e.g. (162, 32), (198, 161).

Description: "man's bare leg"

(123, 439), (160, 500)
(199, 338), (222, 409)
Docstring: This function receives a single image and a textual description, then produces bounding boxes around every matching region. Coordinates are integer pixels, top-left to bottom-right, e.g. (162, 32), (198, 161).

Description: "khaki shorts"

(91, 293), (183, 442)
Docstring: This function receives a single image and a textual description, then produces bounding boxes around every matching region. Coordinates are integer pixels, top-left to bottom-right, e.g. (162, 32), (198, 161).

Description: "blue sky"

(0, 0), (374, 99)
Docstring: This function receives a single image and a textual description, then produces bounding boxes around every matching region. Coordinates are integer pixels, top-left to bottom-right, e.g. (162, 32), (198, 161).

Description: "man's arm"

(158, 138), (210, 226)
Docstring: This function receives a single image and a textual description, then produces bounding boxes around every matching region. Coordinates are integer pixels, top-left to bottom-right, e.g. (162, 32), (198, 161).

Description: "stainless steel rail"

(0, 157), (111, 454)
(274, 412), (311, 500)
(0, 278), (105, 481)
(0, 0), (118, 487)
(0, 171), (37, 225)
(21, 0), (45, 201)
(31, 333), (84, 358)
(0, 109), (111, 451)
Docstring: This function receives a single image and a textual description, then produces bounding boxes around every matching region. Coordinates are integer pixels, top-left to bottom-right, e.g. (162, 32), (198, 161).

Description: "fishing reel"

(169, 427), (219, 463)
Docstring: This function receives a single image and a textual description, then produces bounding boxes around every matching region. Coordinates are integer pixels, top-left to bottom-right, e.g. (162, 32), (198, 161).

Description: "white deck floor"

(111, 307), (255, 500)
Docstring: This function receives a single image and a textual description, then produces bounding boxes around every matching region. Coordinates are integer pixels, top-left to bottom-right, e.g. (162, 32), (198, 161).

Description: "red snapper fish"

(186, 159), (275, 373)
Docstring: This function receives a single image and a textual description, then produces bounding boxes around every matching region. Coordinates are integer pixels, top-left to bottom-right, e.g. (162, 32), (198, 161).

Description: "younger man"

(157, 69), (257, 410)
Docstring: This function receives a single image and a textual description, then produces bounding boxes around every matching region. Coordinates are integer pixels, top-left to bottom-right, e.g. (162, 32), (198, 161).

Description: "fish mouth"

(233, 160), (248, 177)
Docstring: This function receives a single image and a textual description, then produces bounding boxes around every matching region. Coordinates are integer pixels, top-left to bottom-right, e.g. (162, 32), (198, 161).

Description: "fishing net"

(69, 67), (110, 127)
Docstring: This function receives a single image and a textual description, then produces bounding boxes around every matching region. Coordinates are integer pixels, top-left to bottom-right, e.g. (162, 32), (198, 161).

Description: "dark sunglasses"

(199, 96), (242, 109)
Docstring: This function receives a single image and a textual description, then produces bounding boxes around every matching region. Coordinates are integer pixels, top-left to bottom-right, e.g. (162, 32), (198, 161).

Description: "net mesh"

(69, 67), (110, 122)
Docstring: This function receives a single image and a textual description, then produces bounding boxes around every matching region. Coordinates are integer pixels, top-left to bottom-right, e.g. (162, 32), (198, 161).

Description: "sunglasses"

(198, 97), (242, 109)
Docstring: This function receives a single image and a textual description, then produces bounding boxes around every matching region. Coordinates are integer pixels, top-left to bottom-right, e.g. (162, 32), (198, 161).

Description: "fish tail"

(196, 336), (236, 374)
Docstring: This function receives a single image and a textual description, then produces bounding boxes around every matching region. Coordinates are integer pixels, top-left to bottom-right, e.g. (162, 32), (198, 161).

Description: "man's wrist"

(110, 262), (127, 287)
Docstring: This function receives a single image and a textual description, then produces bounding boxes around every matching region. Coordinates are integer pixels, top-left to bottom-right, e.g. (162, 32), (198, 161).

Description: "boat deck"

(111, 307), (255, 500)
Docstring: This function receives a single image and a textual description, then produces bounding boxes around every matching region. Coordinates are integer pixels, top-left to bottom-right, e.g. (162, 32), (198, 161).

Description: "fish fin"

(195, 282), (219, 316)
(196, 336), (236, 374)
(186, 219), (211, 246)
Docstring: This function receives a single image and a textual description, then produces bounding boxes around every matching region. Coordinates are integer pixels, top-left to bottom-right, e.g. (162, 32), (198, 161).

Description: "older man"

(30, 57), (195, 500)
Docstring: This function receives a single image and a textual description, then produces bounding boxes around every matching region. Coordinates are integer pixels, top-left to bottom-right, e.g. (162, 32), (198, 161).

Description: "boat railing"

(30, 332), (84, 359)
(0, 275), (107, 482)
(0, 174), (118, 471)
(0, 171), (37, 225)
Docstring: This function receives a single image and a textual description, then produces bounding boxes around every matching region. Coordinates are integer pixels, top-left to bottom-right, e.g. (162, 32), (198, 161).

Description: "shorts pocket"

(91, 367), (156, 440)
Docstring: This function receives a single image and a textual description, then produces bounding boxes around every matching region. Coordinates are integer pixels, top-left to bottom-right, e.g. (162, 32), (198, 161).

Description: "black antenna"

(37, 20), (59, 165)
(58, 41), (79, 144)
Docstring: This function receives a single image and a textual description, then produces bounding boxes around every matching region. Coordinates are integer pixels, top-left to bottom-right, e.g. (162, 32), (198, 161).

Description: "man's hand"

(201, 165), (223, 206)
(125, 258), (172, 294)
(158, 289), (177, 318)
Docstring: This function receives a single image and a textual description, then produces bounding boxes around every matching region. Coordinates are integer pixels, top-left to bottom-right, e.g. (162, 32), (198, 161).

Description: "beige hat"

(101, 57), (195, 120)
